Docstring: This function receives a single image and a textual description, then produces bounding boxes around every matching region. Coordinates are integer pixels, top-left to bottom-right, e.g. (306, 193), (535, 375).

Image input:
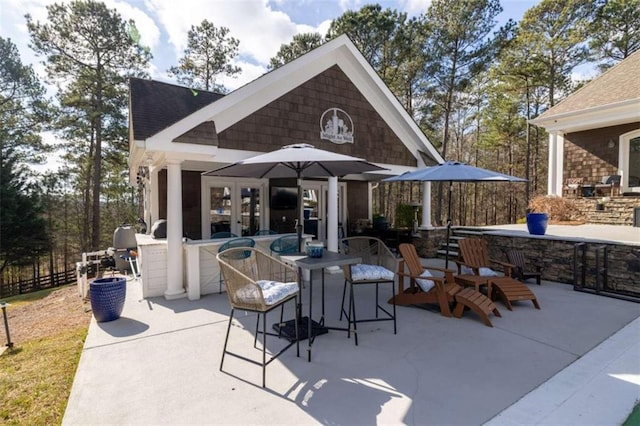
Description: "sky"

(1, 0), (540, 92)
(0, 0), (538, 171)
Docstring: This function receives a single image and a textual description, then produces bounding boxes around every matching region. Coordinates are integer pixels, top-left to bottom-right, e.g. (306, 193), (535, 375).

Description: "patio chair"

(254, 229), (277, 236)
(457, 238), (540, 311)
(339, 237), (398, 345)
(393, 243), (501, 327)
(269, 234), (299, 257)
(217, 247), (299, 388)
(594, 175), (621, 196)
(563, 177), (584, 198)
(217, 237), (256, 293)
(505, 249), (542, 285)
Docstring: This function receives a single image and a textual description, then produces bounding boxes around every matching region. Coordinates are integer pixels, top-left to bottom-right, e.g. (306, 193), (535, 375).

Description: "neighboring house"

(128, 34), (443, 299)
(531, 49), (640, 196)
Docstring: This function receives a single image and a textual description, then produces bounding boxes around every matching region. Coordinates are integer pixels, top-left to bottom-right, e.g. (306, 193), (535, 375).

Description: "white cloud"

(397, 0), (431, 16)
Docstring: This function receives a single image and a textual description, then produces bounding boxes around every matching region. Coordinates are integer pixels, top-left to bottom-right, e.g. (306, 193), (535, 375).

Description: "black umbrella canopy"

(383, 161), (527, 267)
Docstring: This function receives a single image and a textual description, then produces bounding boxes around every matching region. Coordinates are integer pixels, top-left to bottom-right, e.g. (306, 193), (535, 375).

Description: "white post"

(150, 166), (159, 228)
(327, 176), (338, 253)
(165, 159), (186, 300)
(421, 181), (432, 228)
(547, 132), (564, 196)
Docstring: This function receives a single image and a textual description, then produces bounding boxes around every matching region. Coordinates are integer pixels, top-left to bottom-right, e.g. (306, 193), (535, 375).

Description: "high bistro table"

(278, 251), (361, 362)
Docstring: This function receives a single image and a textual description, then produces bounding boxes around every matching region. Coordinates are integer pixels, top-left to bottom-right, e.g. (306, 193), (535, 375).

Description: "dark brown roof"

(129, 78), (224, 140)
(536, 49), (640, 120)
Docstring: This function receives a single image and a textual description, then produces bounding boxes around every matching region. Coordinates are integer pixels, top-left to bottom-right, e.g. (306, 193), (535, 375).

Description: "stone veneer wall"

(411, 228), (640, 298)
(483, 234), (640, 297)
(569, 197), (640, 225)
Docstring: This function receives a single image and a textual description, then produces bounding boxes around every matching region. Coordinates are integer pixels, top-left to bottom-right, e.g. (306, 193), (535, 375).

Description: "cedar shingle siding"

(218, 66), (416, 167)
(564, 122), (640, 182)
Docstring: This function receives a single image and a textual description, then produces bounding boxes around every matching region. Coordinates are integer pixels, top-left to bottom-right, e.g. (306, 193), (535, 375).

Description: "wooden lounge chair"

(391, 243), (501, 327)
(505, 249), (542, 285)
(457, 238), (540, 310)
(456, 238), (514, 279)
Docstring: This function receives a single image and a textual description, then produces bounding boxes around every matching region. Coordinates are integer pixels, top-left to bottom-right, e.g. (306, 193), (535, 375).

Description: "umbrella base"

(273, 316), (328, 342)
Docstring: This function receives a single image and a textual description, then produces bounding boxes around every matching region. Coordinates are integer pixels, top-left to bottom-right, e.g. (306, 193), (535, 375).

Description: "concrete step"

(436, 249), (458, 258)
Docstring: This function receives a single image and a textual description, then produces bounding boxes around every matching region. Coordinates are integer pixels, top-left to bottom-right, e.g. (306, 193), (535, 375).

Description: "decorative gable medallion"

(320, 108), (354, 144)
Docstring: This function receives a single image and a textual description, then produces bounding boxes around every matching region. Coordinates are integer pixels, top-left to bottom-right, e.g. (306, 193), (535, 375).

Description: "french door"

(201, 178), (267, 239)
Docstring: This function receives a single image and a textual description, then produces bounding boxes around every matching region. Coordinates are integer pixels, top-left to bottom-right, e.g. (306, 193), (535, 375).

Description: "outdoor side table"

(280, 251), (361, 362)
(454, 274), (492, 298)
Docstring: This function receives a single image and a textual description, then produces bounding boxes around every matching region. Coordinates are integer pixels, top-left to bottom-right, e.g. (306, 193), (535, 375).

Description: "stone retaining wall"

(570, 197), (640, 226)
(411, 228), (640, 298)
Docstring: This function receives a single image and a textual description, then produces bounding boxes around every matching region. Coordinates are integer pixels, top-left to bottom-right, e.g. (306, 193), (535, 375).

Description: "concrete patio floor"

(63, 263), (640, 425)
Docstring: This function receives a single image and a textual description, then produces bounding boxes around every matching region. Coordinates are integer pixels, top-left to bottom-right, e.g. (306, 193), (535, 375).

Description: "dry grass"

(0, 285), (91, 425)
(528, 195), (577, 222)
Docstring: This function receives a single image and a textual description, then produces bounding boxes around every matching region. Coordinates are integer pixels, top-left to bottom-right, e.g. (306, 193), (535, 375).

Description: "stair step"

(436, 249), (458, 258)
(452, 229), (484, 237)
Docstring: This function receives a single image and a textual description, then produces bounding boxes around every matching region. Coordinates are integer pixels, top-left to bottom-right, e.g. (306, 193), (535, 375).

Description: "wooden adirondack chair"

(456, 238), (514, 278)
(457, 238), (540, 311)
(506, 249), (542, 285)
(391, 243), (501, 327)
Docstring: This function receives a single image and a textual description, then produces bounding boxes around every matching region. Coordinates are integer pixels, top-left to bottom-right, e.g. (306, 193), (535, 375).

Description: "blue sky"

(2, 0), (539, 91)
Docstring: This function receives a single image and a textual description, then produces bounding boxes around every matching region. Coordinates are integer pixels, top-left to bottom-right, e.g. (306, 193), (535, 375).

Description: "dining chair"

(217, 247), (299, 387)
(217, 237), (255, 293)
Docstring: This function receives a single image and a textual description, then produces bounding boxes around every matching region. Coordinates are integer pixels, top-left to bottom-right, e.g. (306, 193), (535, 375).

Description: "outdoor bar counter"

(135, 233), (311, 300)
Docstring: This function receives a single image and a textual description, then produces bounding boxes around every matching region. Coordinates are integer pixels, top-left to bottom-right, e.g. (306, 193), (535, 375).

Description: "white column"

(421, 181), (432, 228)
(165, 159), (186, 300)
(547, 132), (564, 196)
(150, 166), (159, 227)
(326, 176), (338, 253)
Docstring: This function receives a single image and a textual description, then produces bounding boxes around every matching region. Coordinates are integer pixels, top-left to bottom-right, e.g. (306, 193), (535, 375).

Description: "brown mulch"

(2, 285), (92, 345)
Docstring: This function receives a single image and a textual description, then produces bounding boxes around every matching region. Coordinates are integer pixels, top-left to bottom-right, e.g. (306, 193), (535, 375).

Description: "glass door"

(209, 185), (233, 236)
(239, 186), (262, 236)
(302, 182), (347, 242)
(202, 178), (266, 239)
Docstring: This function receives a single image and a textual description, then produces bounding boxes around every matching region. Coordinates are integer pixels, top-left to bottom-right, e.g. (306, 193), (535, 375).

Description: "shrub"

(527, 195), (575, 222)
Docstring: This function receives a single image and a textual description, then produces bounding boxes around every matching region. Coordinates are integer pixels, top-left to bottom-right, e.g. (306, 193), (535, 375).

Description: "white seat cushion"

(461, 266), (499, 277)
(416, 269), (435, 292)
(257, 280), (298, 305)
(350, 264), (395, 281)
(236, 280), (298, 306)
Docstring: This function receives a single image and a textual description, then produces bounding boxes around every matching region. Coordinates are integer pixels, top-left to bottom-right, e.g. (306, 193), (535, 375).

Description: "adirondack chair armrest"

(417, 265), (456, 284)
(454, 259), (478, 275)
(489, 259), (515, 276)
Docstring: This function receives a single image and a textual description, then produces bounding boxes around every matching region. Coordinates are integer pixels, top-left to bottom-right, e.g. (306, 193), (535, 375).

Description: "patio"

(63, 261), (640, 425)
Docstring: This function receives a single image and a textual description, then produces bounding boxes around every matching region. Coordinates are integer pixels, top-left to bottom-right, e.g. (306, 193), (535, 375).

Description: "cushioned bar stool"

(339, 237), (399, 345)
(217, 247), (299, 388)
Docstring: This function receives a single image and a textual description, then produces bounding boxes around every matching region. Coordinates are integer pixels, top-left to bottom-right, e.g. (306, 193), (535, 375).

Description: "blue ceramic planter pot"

(526, 212), (549, 236)
(90, 277), (126, 322)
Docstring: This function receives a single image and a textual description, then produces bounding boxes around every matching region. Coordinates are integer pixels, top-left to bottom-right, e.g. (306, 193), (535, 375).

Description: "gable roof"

(531, 49), (640, 132)
(129, 78), (224, 140)
(130, 34), (444, 177)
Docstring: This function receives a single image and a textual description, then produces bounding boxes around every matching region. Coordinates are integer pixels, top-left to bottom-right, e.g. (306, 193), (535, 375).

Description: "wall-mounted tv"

(270, 187), (298, 210)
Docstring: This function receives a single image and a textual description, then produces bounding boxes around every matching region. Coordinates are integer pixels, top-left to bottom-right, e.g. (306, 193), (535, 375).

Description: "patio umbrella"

(383, 161), (527, 267)
(204, 143), (387, 249)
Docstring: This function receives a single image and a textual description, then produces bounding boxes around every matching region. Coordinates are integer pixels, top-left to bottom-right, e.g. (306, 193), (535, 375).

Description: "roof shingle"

(129, 78), (224, 140)
(536, 49), (640, 120)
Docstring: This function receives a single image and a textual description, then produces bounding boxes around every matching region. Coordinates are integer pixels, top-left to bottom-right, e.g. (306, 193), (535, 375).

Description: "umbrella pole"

(445, 181), (453, 269)
(297, 178), (303, 252)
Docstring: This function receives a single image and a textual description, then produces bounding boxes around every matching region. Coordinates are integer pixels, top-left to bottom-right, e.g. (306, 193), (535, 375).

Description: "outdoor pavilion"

(128, 34), (444, 301)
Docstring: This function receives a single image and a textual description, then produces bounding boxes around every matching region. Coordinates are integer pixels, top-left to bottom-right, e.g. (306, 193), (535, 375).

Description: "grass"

(0, 289), (88, 425)
(1, 286), (61, 307)
(624, 402), (640, 426)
